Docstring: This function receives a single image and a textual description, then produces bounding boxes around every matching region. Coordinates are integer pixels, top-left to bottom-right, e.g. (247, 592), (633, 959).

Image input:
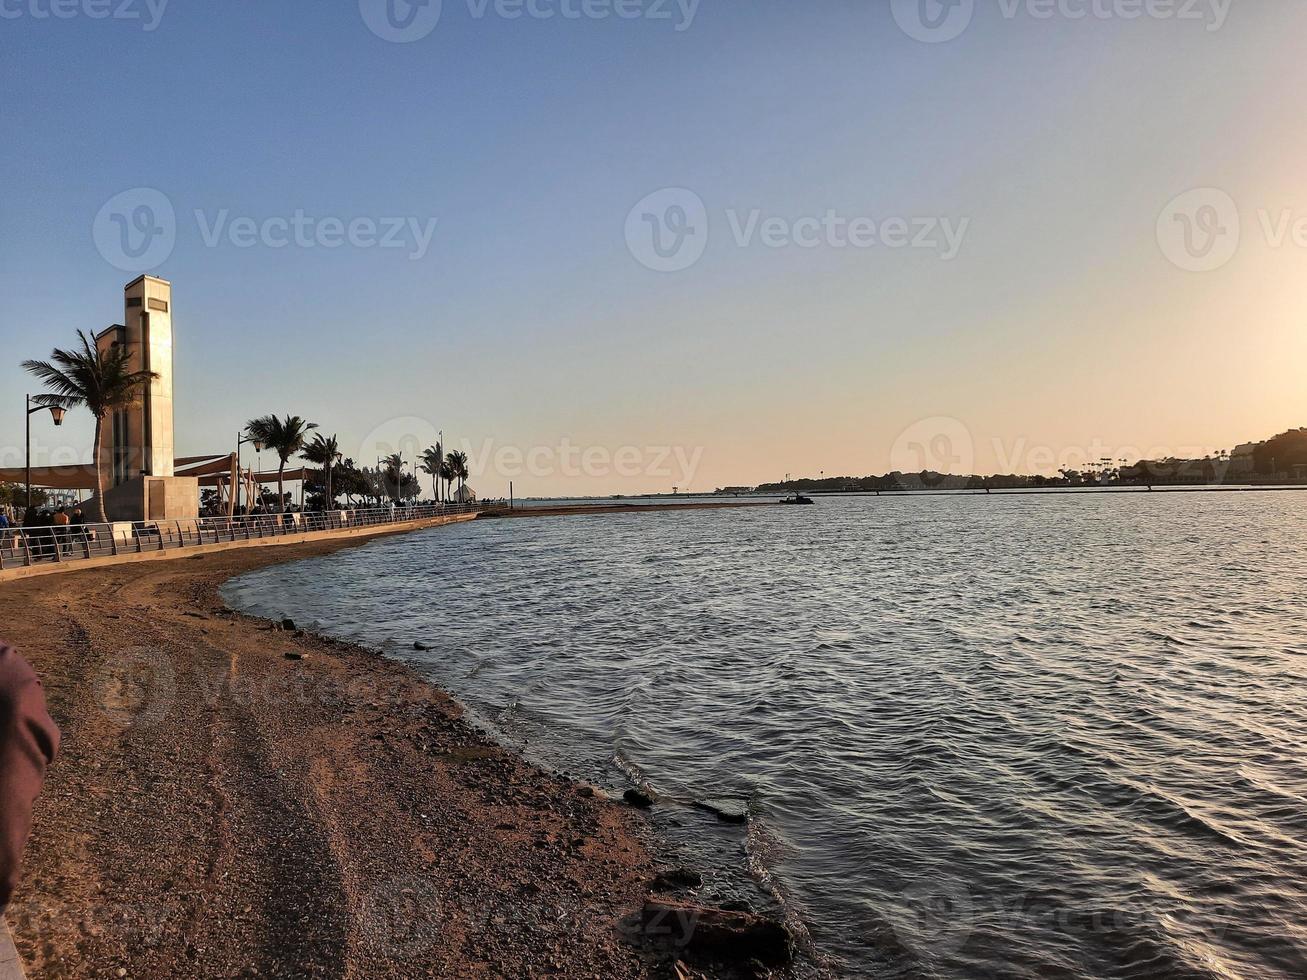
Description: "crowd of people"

(0, 504), (93, 559)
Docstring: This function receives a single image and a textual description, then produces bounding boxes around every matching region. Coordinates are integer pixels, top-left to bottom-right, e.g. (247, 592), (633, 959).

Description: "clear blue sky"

(2, 1), (1303, 495)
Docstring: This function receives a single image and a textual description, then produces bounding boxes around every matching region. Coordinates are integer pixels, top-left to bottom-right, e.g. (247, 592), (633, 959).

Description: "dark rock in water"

(692, 799), (748, 824)
(623, 788), (655, 809)
(650, 867), (703, 892)
(638, 898), (792, 965)
(280, 618), (297, 631)
(413, 641), (431, 651)
(284, 651), (304, 661)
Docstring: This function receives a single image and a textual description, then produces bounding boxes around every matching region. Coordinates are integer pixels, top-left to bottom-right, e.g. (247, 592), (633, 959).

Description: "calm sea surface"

(223, 494), (1307, 979)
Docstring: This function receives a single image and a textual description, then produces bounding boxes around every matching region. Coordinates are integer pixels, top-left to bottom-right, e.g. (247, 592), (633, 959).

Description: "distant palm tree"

(445, 449), (469, 499)
(381, 452), (404, 503)
(420, 444), (444, 502)
(245, 414), (318, 512)
(23, 330), (158, 523)
(438, 458), (455, 502)
(301, 433), (342, 508)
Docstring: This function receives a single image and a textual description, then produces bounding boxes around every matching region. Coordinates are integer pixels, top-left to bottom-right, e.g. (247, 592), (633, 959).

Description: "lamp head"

(49, 406), (66, 426)
(254, 440), (264, 452)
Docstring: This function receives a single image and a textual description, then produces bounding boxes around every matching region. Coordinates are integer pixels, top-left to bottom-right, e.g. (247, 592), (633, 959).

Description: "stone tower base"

(98, 476), (200, 523)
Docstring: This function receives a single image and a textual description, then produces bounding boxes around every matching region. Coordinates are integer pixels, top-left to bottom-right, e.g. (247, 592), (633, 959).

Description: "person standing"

(69, 506), (87, 554)
(0, 644), (59, 912)
(51, 507), (70, 557)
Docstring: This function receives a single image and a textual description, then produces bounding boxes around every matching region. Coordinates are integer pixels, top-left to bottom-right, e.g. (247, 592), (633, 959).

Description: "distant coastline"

(745, 425), (1307, 495)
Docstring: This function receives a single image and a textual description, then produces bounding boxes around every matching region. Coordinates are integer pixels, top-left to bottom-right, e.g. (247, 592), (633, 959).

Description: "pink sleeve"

(0, 645), (60, 912)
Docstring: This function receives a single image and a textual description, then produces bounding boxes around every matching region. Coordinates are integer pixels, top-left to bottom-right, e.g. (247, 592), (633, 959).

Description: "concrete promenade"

(0, 512), (477, 585)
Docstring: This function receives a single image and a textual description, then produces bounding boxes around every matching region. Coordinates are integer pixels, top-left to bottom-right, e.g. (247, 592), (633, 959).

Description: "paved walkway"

(0, 921), (24, 979)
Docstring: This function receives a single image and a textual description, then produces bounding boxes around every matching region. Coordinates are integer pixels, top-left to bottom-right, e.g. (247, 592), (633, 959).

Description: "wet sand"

(0, 525), (726, 978)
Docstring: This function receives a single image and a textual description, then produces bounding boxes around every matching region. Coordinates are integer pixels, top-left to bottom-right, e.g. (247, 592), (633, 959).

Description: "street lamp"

(236, 431), (263, 512)
(26, 395), (66, 512)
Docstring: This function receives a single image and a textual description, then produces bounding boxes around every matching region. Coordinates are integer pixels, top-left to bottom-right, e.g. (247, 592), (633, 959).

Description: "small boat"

(779, 494), (814, 505)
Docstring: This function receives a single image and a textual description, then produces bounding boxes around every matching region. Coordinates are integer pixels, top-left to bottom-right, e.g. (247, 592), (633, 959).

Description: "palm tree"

(301, 433), (341, 509)
(23, 330), (158, 523)
(438, 458), (455, 502)
(381, 452), (404, 503)
(245, 415), (318, 512)
(445, 449), (469, 500)
(419, 444), (443, 502)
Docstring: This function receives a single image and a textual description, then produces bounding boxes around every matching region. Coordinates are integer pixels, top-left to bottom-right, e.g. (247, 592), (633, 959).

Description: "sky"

(2, 0), (1305, 496)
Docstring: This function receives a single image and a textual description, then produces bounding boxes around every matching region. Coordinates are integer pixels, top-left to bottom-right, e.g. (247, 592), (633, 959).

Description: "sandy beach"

(0, 523), (783, 978)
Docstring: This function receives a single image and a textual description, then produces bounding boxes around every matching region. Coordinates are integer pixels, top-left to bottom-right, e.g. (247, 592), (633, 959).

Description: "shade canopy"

(1, 454), (317, 490)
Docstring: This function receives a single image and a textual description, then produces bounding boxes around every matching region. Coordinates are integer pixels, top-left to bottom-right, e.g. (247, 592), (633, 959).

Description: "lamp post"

(236, 431), (263, 513)
(26, 395), (66, 512)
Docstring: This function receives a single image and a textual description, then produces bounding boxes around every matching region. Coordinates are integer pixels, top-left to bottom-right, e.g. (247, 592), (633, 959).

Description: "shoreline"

(0, 524), (787, 977)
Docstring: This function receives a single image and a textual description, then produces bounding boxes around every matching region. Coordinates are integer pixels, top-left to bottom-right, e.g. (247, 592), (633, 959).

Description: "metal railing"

(0, 502), (480, 571)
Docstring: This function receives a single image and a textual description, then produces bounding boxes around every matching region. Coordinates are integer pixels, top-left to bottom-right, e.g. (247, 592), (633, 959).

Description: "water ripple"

(224, 494), (1307, 978)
